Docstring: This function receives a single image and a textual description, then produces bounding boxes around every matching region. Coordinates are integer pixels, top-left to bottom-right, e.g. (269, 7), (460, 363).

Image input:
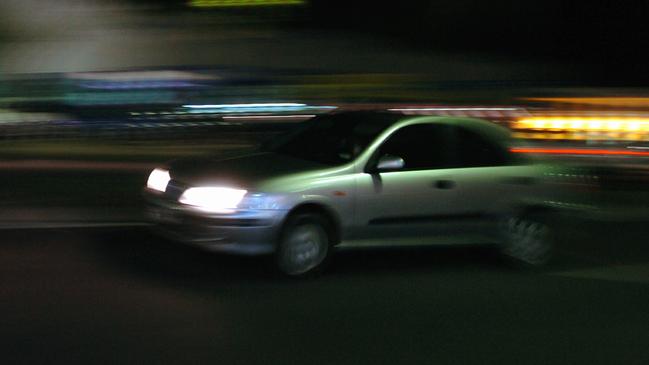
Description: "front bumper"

(145, 192), (288, 255)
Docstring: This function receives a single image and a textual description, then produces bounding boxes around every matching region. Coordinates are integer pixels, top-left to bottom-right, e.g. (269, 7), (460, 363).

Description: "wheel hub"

(502, 216), (552, 266)
(282, 224), (327, 275)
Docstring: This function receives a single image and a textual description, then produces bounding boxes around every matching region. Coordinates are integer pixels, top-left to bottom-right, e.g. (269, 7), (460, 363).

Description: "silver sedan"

(145, 112), (556, 275)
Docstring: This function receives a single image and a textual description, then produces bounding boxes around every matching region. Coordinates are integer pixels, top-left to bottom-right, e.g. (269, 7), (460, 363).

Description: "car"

(144, 111), (557, 276)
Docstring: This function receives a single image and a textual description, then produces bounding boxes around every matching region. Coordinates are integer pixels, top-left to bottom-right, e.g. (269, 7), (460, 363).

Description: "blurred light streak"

(190, 0), (305, 7)
(0, 160), (155, 171)
(223, 114), (315, 120)
(68, 71), (218, 81)
(390, 106), (528, 118)
(0, 110), (67, 124)
(389, 107), (520, 111)
(183, 103), (336, 114)
(512, 132), (649, 141)
(525, 97), (649, 107)
(184, 103), (306, 109)
(514, 117), (649, 132)
(510, 148), (649, 156)
(79, 81), (199, 90)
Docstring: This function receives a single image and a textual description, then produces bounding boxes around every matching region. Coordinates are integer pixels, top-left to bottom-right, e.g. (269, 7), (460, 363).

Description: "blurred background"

(2, 0), (649, 224)
(4, 2), (649, 364)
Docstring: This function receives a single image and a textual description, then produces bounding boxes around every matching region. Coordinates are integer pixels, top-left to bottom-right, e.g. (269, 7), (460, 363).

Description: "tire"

(499, 211), (554, 268)
(275, 213), (332, 276)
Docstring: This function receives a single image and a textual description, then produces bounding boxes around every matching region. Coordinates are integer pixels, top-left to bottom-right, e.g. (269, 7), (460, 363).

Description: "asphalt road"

(2, 224), (649, 365)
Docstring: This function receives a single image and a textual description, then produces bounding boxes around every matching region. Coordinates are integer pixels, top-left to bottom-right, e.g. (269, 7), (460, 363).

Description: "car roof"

(401, 115), (512, 145)
(327, 110), (512, 146)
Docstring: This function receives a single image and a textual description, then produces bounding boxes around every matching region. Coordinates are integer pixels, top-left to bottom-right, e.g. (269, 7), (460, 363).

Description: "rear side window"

(454, 127), (510, 167)
(372, 123), (511, 171)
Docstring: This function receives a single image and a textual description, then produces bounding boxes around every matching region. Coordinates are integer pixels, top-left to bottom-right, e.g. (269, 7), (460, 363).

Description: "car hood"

(167, 152), (327, 188)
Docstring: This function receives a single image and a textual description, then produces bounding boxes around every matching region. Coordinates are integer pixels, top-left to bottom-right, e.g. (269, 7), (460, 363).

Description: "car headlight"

(179, 187), (247, 213)
(147, 168), (170, 192)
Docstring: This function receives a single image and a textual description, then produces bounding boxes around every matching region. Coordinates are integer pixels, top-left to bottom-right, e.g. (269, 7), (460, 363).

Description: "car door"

(352, 123), (464, 245)
(443, 125), (529, 239)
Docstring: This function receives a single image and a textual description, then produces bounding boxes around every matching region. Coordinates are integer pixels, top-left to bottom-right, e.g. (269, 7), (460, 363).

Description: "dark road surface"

(2, 224), (649, 365)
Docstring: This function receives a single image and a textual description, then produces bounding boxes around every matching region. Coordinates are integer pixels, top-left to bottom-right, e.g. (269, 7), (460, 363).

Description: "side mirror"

(375, 154), (405, 172)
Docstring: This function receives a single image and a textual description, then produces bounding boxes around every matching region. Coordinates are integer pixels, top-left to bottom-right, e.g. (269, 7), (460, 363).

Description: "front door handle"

(434, 180), (455, 189)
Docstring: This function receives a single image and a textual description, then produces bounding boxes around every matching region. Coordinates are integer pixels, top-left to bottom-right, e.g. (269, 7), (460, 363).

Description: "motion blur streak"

(525, 97), (649, 107)
(183, 103), (307, 109)
(190, 0), (305, 7)
(182, 104), (336, 114)
(510, 147), (649, 156)
(389, 107), (520, 112)
(0, 160), (155, 171)
(223, 114), (316, 120)
(514, 117), (649, 132)
(512, 132), (649, 141)
(387, 106), (528, 118)
(1, 1), (649, 363)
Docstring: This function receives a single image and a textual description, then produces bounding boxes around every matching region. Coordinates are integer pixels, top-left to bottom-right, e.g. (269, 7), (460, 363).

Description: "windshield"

(265, 113), (399, 165)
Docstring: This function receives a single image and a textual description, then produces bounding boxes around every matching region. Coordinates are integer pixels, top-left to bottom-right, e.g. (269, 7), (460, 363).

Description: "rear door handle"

(434, 180), (455, 189)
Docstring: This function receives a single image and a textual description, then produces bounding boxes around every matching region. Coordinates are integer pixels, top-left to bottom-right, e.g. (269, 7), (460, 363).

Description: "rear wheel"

(499, 212), (554, 268)
(276, 213), (331, 276)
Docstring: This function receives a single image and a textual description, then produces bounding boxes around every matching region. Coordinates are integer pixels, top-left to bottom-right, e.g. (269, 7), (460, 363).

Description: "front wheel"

(275, 213), (331, 276)
(499, 212), (554, 268)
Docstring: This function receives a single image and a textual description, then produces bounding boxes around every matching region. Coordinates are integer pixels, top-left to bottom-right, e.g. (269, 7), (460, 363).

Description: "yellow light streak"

(524, 97), (649, 107)
(514, 117), (649, 133)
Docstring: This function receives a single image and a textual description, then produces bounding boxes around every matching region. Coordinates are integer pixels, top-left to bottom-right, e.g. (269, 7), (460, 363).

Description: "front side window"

(266, 113), (398, 166)
(374, 124), (456, 170)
